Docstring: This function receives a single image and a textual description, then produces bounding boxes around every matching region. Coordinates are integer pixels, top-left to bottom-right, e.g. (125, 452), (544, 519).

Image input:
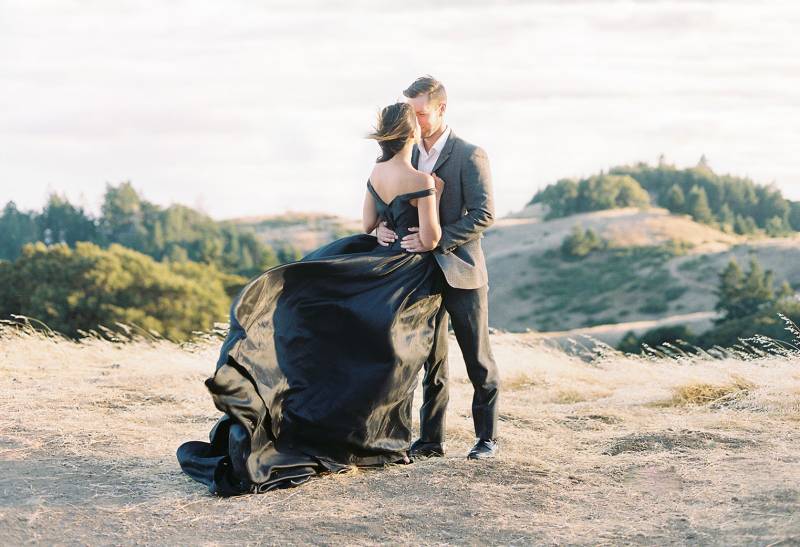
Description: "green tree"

(686, 185), (714, 224)
(778, 280), (795, 301)
(715, 258), (745, 322)
(789, 202), (800, 231)
(1, 182), (280, 278)
(607, 162), (798, 234)
(532, 175), (649, 218)
(715, 257), (775, 323)
(0, 202), (38, 260)
(663, 184), (685, 213)
(531, 179), (579, 218)
(36, 194), (97, 246)
(0, 242), (242, 341)
(100, 182), (148, 250)
(718, 203), (735, 231)
(617, 325), (696, 354)
(277, 245), (303, 264)
(765, 215), (790, 237)
(734, 214), (758, 235)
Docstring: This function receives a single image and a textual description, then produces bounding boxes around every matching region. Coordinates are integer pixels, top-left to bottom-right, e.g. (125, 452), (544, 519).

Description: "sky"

(1, 0), (799, 220)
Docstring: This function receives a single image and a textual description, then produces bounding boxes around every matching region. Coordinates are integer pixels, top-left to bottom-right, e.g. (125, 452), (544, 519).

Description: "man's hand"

(401, 227), (428, 253)
(376, 221), (397, 246)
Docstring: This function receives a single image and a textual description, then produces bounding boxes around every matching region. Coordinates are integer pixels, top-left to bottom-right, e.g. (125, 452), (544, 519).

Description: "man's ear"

(439, 102), (447, 115)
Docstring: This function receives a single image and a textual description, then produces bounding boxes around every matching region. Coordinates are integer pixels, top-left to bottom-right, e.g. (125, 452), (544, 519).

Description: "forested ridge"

(530, 159), (799, 236)
(0, 182), (300, 340)
(0, 182), (300, 277)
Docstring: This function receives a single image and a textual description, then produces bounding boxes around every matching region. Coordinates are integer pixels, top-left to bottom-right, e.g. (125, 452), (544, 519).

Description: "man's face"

(413, 116), (422, 143)
(407, 95), (445, 139)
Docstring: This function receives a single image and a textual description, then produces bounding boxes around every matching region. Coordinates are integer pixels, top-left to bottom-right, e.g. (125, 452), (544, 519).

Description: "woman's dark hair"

(367, 102), (416, 163)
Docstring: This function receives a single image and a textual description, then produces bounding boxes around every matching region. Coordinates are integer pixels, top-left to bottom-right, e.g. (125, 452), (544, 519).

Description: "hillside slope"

(1, 328), (798, 544)
(484, 207), (800, 338)
(230, 212), (362, 254)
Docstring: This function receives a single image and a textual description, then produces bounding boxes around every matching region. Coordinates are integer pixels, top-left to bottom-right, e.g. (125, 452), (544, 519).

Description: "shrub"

(617, 325), (697, 354)
(561, 225), (606, 259)
(0, 242), (243, 341)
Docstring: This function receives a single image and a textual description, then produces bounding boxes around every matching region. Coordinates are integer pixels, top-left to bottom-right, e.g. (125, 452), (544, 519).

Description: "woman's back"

(367, 161), (440, 252)
(368, 162), (431, 206)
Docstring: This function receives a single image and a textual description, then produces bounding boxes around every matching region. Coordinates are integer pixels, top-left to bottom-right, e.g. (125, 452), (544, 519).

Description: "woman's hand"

(401, 227), (440, 252)
(376, 221), (397, 246)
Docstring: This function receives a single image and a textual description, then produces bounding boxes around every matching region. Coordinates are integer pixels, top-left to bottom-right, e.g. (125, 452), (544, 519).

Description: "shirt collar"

(421, 125), (451, 157)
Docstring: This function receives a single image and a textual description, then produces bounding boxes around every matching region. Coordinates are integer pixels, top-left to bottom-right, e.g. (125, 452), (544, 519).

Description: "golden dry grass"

(656, 376), (757, 407)
(1, 327), (799, 545)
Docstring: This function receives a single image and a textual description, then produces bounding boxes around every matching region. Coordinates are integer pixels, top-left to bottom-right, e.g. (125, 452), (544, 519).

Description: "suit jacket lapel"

(411, 145), (420, 169)
(432, 130), (456, 174)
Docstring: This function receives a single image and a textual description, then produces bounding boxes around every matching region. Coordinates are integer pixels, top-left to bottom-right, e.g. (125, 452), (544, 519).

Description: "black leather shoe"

(467, 439), (498, 460)
(409, 439), (445, 458)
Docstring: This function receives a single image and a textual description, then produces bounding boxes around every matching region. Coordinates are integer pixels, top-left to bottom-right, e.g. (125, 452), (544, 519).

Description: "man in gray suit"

(376, 75), (500, 460)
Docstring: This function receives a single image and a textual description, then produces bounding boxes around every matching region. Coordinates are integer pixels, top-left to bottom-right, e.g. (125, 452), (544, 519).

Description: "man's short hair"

(403, 75), (447, 105)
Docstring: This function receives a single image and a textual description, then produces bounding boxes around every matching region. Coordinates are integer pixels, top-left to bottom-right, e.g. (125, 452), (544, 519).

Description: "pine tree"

(734, 214), (758, 235)
(100, 182), (148, 251)
(715, 257), (778, 322)
(664, 184), (686, 213)
(765, 215), (789, 237)
(151, 221), (165, 257)
(687, 185), (714, 224)
(718, 203), (735, 230)
(778, 281), (795, 301)
(715, 259), (744, 322)
(0, 202), (38, 260)
(740, 258), (774, 313)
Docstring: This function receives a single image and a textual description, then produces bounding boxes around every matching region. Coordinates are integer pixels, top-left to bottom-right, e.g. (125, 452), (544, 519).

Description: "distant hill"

(229, 212), (362, 255)
(483, 205), (800, 344)
(529, 160), (800, 236)
(4, 164), (798, 347)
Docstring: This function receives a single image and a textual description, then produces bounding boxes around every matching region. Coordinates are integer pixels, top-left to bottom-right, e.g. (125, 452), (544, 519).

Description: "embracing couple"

(177, 76), (500, 496)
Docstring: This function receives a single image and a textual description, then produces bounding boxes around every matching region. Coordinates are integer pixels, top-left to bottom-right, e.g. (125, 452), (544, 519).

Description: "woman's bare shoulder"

(410, 170), (435, 191)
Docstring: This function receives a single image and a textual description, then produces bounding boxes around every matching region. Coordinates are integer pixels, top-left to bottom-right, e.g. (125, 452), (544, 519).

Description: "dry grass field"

(1, 322), (799, 545)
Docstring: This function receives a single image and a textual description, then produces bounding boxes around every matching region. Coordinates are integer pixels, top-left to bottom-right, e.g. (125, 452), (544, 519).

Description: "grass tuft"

(657, 375), (756, 407)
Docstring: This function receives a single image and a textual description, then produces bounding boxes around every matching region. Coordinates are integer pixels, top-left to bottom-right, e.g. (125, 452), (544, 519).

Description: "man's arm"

(437, 146), (495, 254)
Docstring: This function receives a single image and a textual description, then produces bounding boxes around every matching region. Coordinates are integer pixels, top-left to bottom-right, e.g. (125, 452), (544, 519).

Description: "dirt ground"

(1, 327), (799, 546)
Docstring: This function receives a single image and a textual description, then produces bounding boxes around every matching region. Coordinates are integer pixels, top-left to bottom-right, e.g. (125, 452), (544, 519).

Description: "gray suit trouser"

(418, 280), (499, 442)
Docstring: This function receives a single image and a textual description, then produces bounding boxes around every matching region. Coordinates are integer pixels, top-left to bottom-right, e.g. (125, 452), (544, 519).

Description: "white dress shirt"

(417, 126), (451, 174)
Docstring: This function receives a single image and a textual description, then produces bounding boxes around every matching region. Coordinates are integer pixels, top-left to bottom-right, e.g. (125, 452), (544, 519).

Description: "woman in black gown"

(176, 102), (445, 496)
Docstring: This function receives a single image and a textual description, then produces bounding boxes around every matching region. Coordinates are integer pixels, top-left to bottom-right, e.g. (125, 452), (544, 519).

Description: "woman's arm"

(362, 189), (380, 233)
(416, 178), (442, 251)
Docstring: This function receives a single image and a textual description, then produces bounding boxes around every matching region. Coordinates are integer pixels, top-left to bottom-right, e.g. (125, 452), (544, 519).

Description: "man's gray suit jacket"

(412, 130), (495, 290)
